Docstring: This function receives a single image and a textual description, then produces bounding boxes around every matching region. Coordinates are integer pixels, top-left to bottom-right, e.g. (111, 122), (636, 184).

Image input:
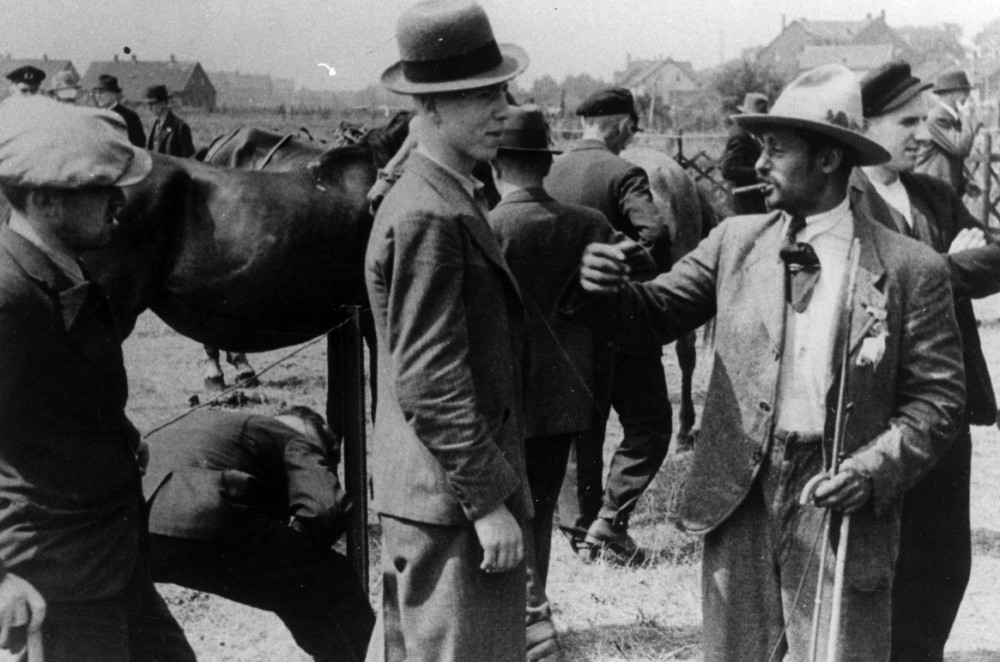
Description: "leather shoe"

(526, 616), (561, 661)
(584, 518), (647, 566)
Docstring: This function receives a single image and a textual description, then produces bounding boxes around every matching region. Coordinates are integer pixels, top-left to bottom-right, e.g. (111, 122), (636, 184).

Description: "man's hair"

(494, 150), (552, 180)
(277, 405), (339, 460)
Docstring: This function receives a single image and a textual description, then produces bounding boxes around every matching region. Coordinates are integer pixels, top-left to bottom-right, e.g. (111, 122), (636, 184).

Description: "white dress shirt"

(775, 197), (855, 433)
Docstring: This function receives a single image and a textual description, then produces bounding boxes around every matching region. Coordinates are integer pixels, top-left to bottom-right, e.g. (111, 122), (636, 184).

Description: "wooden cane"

(26, 629), (44, 662)
(827, 514), (851, 661)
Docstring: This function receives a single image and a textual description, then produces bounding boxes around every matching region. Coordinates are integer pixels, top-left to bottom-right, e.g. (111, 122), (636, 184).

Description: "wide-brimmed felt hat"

(6, 65), (45, 86)
(933, 69), (973, 94)
(497, 105), (561, 154)
(861, 61), (931, 118)
(737, 92), (769, 113)
(94, 74), (123, 94)
(382, 0), (528, 95)
(143, 84), (171, 103)
(0, 96), (152, 189)
(733, 63), (889, 166)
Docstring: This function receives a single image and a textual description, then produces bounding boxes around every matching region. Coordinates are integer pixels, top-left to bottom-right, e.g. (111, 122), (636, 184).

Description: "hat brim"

(116, 148), (153, 188)
(381, 43), (528, 95)
(934, 85), (973, 94)
(497, 146), (562, 155)
(733, 113), (890, 166)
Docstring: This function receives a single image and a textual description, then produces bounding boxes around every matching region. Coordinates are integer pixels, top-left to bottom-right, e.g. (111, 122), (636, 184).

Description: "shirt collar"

(785, 195), (852, 242)
(416, 145), (485, 201)
(8, 211), (85, 284)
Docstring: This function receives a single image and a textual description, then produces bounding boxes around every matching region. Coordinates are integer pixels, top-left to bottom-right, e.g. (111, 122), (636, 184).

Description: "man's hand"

(473, 503), (523, 573)
(581, 239), (636, 294)
(0, 573), (45, 651)
(809, 466), (872, 514)
(949, 227), (987, 254)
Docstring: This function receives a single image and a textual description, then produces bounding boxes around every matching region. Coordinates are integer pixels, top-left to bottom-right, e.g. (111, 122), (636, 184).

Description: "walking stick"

(804, 239), (861, 662)
(27, 629), (44, 662)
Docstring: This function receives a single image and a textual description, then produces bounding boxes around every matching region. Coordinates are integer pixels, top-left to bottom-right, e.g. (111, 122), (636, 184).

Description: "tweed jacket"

(572, 200), (965, 545)
(365, 152), (532, 526)
(851, 168), (1000, 425)
(111, 102), (147, 148)
(0, 225), (143, 601)
(147, 109), (195, 158)
(915, 101), (978, 194)
(489, 187), (643, 438)
(143, 410), (348, 548)
(546, 139), (671, 271)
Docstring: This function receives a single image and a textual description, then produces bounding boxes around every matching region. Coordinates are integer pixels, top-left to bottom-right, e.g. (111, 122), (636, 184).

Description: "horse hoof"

(204, 375), (226, 391)
(235, 371), (260, 388)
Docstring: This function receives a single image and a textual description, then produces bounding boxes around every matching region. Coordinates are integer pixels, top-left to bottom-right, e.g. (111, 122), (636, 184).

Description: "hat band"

(402, 39), (504, 84)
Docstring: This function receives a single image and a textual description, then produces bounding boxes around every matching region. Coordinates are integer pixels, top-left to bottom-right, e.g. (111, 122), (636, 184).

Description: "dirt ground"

(124, 306), (1000, 662)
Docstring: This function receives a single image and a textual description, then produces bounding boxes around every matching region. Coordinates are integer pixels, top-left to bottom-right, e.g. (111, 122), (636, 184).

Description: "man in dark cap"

(144, 84), (195, 157)
(569, 64), (964, 661)
(547, 86), (672, 564)
(721, 92), (769, 214)
(366, 1), (531, 660)
(488, 105), (655, 660)
(0, 97), (195, 661)
(915, 69), (981, 195)
(854, 60), (1000, 662)
(5, 66), (44, 97)
(93, 75), (146, 147)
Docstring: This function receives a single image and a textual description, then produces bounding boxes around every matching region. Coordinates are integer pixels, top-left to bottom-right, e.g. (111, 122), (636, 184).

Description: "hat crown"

(95, 74), (122, 93)
(768, 64), (864, 132)
(576, 87), (637, 119)
(934, 70), (972, 94)
(397, 0), (494, 62)
(860, 60), (929, 118)
(499, 105), (556, 151)
(739, 92), (768, 112)
(144, 84), (170, 101)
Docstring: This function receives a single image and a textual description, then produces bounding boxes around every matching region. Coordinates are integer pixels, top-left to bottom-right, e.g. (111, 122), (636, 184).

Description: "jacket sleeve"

(178, 123), (196, 159)
(129, 117), (147, 149)
(618, 166), (672, 271)
(386, 211), (520, 521)
(282, 428), (350, 548)
(944, 188), (1000, 300)
(927, 111), (979, 160)
(841, 257), (966, 514)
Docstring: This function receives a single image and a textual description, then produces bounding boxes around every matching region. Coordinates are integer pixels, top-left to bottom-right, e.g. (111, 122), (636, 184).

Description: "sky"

(1, 0), (997, 92)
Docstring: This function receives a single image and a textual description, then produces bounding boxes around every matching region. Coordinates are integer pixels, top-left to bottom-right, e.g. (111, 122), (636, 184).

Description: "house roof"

(80, 57), (206, 97)
(796, 19), (874, 43)
(798, 44), (896, 72)
(616, 58), (699, 90)
(0, 56), (75, 89)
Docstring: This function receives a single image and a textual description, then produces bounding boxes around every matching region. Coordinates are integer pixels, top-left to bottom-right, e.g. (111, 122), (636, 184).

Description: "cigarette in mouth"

(732, 183), (769, 194)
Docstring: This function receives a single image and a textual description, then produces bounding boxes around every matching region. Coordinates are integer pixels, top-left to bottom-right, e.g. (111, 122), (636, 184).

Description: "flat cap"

(576, 87), (638, 123)
(0, 96), (151, 189)
(6, 65), (45, 86)
(861, 61), (931, 118)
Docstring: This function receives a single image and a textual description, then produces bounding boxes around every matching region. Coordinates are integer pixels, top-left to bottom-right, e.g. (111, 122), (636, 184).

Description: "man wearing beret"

(915, 69), (981, 196)
(547, 86), (673, 564)
(5, 66), (44, 98)
(0, 96), (195, 661)
(854, 60), (1000, 661)
(365, 2), (532, 660)
(570, 64), (964, 660)
(94, 75), (146, 148)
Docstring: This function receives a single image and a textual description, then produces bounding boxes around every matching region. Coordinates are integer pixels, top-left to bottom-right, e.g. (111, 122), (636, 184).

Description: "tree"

(974, 17), (1000, 58)
(897, 23), (967, 67)
(525, 74), (559, 108)
(712, 60), (787, 117)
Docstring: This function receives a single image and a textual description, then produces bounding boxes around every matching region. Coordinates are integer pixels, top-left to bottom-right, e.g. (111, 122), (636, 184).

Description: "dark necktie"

(779, 216), (821, 313)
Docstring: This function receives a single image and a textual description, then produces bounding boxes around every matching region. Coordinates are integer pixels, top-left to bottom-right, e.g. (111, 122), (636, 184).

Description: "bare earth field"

(124, 303), (1000, 662)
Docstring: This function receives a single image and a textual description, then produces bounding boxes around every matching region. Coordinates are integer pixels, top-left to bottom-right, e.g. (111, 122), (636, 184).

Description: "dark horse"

(84, 112), (411, 433)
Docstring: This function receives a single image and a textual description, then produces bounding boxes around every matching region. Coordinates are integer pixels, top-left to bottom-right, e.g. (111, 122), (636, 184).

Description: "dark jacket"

(143, 410), (349, 548)
(720, 124), (767, 214)
(365, 152), (532, 526)
(851, 168), (1000, 424)
(147, 109), (195, 158)
(0, 225), (143, 600)
(111, 102), (147, 148)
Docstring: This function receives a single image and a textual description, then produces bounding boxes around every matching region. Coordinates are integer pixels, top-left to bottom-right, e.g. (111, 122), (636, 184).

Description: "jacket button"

(759, 402), (771, 412)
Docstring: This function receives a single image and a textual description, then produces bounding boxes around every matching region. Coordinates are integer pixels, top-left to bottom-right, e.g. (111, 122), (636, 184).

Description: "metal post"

(329, 306), (369, 588)
(982, 133), (993, 233)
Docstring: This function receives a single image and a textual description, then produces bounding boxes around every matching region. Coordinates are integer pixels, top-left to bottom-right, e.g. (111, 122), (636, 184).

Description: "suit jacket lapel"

(847, 207), (887, 356)
(742, 211), (786, 355)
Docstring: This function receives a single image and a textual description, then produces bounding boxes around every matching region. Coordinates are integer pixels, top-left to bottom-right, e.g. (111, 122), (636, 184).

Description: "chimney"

(113, 54), (118, 62)
(881, 9), (885, 20)
(781, 14), (786, 31)
(43, 54), (48, 62)
(866, 13), (871, 19)
(170, 54), (176, 64)
(132, 54), (137, 62)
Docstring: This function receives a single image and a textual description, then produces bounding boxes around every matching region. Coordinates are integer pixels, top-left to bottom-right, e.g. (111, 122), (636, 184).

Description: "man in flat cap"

(5, 66), (44, 98)
(721, 92), (769, 214)
(570, 64), (964, 660)
(0, 96), (196, 661)
(366, 1), (531, 660)
(547, 86), (673, 564)
(144, 84), (195, 158)
(94, 75), (146, 147)
(915, 69), (981, 196)
(488, 105), (655, 660)
(854, 60), (1000, 662)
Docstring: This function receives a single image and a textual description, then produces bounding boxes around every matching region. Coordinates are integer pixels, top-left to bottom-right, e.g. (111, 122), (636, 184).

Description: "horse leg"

(227, 352), (259, 387)
(203, 345), (226, 391)
(675, 332), (697, 451)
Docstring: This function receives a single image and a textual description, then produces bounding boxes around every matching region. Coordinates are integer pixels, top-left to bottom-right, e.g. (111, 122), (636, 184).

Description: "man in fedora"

(915, 69), (981, 196)
(94, 75), (146, 147)
(366, 1), (531, 660)
(721, 92), (769, 214)
(48, 70), (80, 105)
(0, 97), (196, 660)
(569, 64), (965, 660)
(488, 104), (655, 660)
(547, 86), (673, 565)
(5, 66), (44, 98)
(854, 60), (1000, 662)
(144, 84), (194, 158)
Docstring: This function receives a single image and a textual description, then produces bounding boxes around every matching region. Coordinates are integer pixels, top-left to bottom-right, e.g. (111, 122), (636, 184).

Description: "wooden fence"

(965, 131), (1000, 237)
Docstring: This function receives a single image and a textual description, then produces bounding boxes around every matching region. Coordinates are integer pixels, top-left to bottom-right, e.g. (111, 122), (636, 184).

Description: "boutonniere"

(857, 303), (888, 368)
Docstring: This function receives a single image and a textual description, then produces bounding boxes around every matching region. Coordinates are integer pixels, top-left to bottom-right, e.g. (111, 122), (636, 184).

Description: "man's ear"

(816, 146), (846, 175)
